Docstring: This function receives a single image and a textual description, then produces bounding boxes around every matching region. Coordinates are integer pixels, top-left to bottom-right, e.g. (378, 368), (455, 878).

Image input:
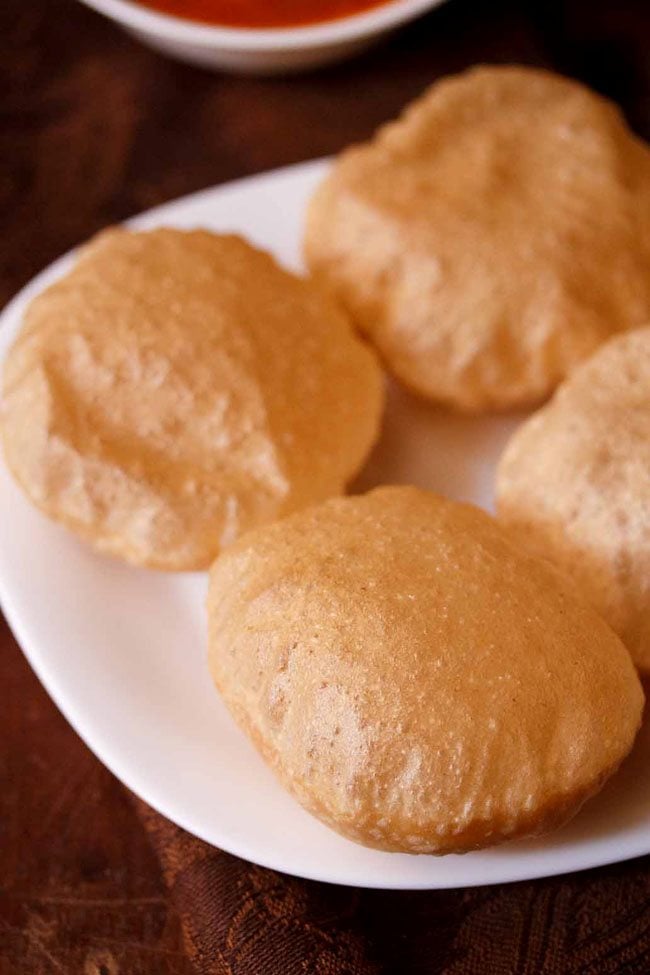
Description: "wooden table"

(2, 1), (650, 971)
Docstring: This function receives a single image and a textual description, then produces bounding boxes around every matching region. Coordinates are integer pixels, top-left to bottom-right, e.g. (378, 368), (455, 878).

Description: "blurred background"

(4, 0), (650, 309)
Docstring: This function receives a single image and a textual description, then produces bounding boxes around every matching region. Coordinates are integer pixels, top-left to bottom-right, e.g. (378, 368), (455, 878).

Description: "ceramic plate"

(1, 159), (648, 889)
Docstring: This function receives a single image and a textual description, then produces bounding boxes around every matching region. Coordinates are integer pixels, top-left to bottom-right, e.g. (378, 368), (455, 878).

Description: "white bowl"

(77, 0), (449, 74)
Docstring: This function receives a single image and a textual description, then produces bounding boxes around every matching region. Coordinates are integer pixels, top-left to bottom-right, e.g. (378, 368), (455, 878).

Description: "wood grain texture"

(2, 0), (650, 972)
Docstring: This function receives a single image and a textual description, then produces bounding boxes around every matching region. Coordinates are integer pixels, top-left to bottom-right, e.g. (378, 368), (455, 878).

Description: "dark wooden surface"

(2, 1), (650, 972)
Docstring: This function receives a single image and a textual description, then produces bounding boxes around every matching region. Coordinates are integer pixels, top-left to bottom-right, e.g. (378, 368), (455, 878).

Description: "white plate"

(1, 159), (648, 890)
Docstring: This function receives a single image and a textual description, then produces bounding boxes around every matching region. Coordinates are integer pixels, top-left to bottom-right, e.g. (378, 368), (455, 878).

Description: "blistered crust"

(1, 229), (383, 570)
(305, 66), (650, 411)
(497, 325), (650, 673)
(208, 486), (643, 854)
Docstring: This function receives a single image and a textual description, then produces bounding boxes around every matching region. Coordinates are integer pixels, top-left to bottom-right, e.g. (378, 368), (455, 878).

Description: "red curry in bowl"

(134, 0), (391, 28)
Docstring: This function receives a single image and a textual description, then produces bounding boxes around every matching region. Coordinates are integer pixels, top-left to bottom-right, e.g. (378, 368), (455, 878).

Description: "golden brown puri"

(497, 326), (650, 675)
(304, 65), (650, 413)
(1, 229), (383, 570)
(207, 486), (643, 855)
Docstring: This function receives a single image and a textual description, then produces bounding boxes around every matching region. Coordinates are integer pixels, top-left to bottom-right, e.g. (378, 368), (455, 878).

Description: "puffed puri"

(496, 325), (650, 675)
(304, 65), (650, 412)
(207, 485), (644, 855)
(0, 228), (384, 570)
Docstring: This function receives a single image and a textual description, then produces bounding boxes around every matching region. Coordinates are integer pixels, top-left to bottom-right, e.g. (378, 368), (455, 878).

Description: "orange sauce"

(134, 0), (392, 28)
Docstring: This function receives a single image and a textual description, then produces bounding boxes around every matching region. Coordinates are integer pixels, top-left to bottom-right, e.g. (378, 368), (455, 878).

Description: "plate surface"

(1, 159), (648, 889)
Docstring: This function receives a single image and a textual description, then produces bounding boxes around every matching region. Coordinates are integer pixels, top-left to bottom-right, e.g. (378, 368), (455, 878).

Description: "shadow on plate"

(352, 379), (526, 512)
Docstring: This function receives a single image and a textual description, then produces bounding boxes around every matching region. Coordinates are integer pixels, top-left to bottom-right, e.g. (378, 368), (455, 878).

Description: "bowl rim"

(76, 0), (446, 49)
